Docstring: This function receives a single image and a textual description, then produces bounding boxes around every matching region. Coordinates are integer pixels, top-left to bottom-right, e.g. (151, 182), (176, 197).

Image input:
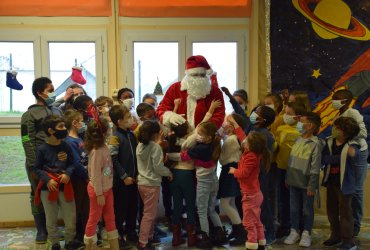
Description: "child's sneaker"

(284, 229), (300, 245)
(299, 230), (311, 247)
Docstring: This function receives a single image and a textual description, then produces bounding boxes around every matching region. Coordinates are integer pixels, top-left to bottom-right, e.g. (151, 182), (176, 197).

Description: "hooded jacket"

(286, 136), (325, 192)
(21, 104), (63, 168)
(136, 141), (171, 187)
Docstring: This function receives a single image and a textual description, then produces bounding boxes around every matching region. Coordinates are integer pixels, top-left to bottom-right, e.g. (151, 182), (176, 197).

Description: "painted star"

(312, 69), (322, 79)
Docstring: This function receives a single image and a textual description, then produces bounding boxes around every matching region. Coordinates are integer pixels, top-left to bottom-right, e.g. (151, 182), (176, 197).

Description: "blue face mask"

(249, 111), (258, 124)
(44, 92), (56, 106)
(296, 122), (306, 134)
(78, 122), (87, 134)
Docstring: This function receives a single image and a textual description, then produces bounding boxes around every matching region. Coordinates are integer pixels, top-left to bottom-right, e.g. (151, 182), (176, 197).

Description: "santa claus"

(157, 55), (225, 129)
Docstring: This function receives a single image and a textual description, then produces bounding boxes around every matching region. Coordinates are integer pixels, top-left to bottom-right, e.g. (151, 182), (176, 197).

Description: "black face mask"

(53, 129), (68, 139)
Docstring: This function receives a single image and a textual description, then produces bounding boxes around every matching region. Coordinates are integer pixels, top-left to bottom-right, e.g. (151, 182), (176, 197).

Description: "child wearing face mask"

(32, 115), (80, 250)
(220, 87), (252, 135)
(64, 109), (90, 244)
(168, 121), (227, 248)
(84, 116), (119, 250)
(274, 102), (305, 238)
(284, 112), (323, 247)
(21, 77), (63, 244)
(331, 89), (368, 237)
(118, 87), (140, 131)
(322, 117), (360, 250)
(108, 105), (139, 246)
(248, 105), (277, 245)
(218, 114), (247, 246)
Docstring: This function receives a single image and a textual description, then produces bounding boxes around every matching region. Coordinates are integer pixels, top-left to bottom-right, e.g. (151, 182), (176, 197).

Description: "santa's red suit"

(157, 55), (225, 129)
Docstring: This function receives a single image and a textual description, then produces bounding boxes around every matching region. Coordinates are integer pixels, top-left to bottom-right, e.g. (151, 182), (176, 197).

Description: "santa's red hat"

(185, 55), (213, 76)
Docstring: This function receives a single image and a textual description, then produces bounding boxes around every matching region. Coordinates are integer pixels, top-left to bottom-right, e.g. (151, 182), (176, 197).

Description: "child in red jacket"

(228, 115), (271, 250)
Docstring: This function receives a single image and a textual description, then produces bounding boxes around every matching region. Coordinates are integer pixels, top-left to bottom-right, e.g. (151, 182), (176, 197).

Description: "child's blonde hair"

(290, 91), (311, 112)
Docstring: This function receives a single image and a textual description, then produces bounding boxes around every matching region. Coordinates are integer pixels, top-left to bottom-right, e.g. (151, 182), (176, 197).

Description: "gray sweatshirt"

(136, 141), (171, 187)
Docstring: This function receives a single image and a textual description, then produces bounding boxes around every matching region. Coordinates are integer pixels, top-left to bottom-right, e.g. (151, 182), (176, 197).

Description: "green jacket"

(21, 104), (62, 168)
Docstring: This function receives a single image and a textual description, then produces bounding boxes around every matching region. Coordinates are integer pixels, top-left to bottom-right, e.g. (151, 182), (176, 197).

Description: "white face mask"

(283, 114), (296, 125)
(122, 98), (134, 110)
(240, 104), (246, 110)
(332, 99), (346, 110)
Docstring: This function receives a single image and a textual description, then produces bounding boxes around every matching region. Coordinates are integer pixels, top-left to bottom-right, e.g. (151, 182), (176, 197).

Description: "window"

(133, 42), (179, 105)
(49, 42), (97, 100)
(0, 136), (27, 185)
(0, 42), (35, 116)
(0, 29), (107, 125)
(123, 30), (246, 114)
(192, 42), (238, 113)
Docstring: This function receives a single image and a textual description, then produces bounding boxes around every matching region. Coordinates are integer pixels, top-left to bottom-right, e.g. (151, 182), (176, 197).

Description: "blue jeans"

(352, 150), (368, 231)
(196, 171), (222, 234)
(277, 168), (290, 230)
(289, 186), (314, 232)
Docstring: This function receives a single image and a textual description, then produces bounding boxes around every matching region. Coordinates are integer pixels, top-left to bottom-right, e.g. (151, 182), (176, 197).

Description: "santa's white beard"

(181, 75), (211, 100)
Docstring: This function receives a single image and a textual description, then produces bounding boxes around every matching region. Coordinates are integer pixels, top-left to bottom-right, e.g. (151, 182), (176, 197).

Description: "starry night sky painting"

(270, 0), (370, 134)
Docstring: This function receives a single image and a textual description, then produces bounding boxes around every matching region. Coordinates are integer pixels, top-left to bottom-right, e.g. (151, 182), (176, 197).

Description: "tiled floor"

(1, 216), (370, 249)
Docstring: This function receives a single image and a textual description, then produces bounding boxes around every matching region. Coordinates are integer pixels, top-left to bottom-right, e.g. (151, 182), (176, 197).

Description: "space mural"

(270, 0), (370, 136)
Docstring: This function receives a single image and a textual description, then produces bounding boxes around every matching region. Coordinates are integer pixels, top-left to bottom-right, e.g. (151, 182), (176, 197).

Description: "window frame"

(0, 29), (108, 128)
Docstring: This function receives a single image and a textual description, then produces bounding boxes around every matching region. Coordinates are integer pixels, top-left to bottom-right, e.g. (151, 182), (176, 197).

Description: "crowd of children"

(21, 76), (368, 250)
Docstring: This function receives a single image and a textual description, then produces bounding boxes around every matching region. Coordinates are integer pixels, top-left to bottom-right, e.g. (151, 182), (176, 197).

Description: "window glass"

(192, 42), (238, 114)
(134, 42), (178, 105)
(0, 42), (35, 116)
(0, 136), (27, 185)
(49, 42), (96, 100)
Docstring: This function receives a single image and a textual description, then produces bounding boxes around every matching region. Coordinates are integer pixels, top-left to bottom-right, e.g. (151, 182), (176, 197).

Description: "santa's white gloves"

(163, 111), (186, 126)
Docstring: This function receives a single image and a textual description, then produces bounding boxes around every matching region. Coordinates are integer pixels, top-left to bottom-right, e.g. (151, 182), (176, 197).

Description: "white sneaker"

(299, 230), (311, 247)
(284, 229), (300, 245)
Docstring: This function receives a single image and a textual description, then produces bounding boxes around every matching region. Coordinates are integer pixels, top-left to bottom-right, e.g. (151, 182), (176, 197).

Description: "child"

(136, 120), (173, 250)
(95, 96), (114, 118)
(32, 115), (78, 250)
(228, 127), (270, 250)
(284, 112), (323, 247)
(331, 89), (368, 236)
(21, 77), (62, 243)
(233, 89), (249, 115)
(288, 91), (312, 112)
(249, 105), (276, 245)
(221, 87), (252, 134)
(166, 121), (198, 247)
(83, 116), (119, 250)
(64, 109), (89, 243)
(322, 117), (360, 250)
(117, 87), (140, 130)
(218, 114), (247, 246)
(108, 105), (139, 244)
(168, 121), (227, 249)
(134, 103), (157, 140)
(274, 102), (305, 238)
